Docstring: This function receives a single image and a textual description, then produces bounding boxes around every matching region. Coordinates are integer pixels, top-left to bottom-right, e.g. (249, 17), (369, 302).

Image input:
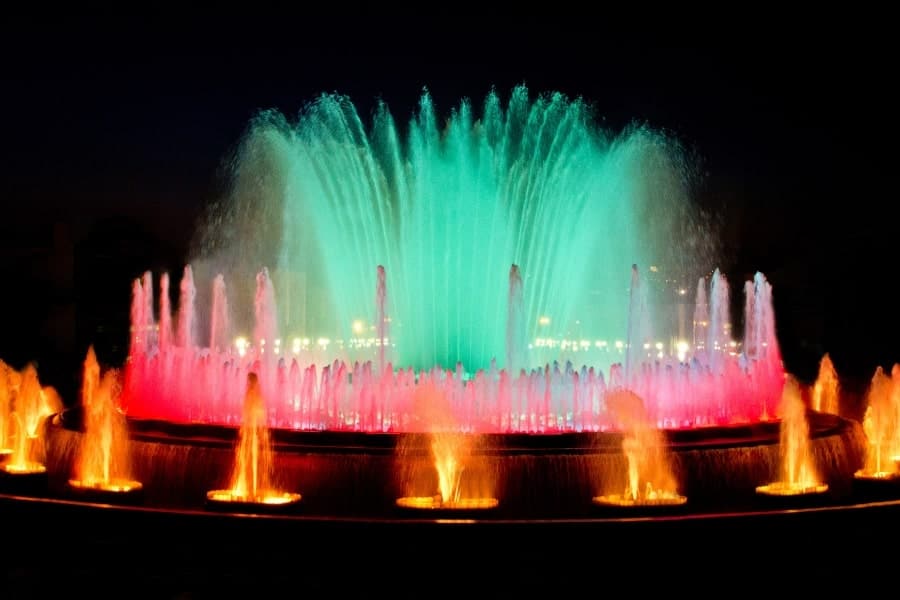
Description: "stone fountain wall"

(41, 412), (866, 518)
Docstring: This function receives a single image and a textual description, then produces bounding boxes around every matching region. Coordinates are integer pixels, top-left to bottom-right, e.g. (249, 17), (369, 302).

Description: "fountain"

(16, 87), (867, 524)
(852, 365), (900, 496)
(119, 86), (786, 434)
(4, 81), (893, 590)
(592, 389), (686, 512)
(0, 361), (61, 493)
(190, 86), (710, 371)
(206, 372), (302, 512)
(756, 376), (829, 503)
(395, 381), (498, 515)
(812, 353), (840, 415)
(67, 347), (143, 503)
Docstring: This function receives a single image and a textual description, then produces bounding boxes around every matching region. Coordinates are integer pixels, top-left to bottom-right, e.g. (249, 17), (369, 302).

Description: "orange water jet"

(811, 353), (840, 415)
(853, 364), (900, 481)
(593, 389), (686, 508)
(1, 361), (61, 476)
(206, 372), (301, 508)
(396, 381), (497, 512)
(756, 376), (828, 497)
(0, 360), (14, 462)
(68, 347), (143, 495)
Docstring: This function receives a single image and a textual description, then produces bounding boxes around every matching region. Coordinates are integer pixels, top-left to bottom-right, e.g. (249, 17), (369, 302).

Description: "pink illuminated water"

(376, 265), (388, 375)
(122, 266), (784, 433)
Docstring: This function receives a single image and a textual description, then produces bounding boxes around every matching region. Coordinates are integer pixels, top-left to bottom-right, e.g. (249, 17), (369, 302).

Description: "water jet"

(756, 376), (830, 507)
(205, 372), (302, 513)
(66, 347), (144, 504)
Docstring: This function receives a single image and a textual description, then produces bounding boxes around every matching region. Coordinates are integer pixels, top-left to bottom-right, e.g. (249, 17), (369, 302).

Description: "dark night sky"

(1, 12), (896, 401)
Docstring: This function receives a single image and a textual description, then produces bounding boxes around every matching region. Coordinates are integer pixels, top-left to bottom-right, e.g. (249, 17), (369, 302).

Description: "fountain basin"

(395, 495), (499, 518)
(755, 482), (829, 496)
(852, 470), (900, 500)
(754, 481), (831, 509)
(591, 492), (688, 517)
(205, 490), (302, 513)
(0, 462), (47, 475)
(41, 409), (866, 518)
(67, 478), (145, 505)
(0, 462), (49, 495)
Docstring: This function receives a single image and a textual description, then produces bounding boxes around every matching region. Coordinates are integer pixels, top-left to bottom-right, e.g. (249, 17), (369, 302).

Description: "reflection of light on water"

(69, 478), (143, 493)
(207, 490), (302, 506)
(396, 495), (498, 510)
(1, 462), (46, 475)
(592, 491), (686, 508)
(755, 482), (828, 497)
(435, 519), (477, 524)
(853, 470), (899, 482)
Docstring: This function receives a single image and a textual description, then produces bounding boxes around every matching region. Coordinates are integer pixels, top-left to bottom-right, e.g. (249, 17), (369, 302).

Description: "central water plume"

(122, 87), (786, 433)
(193, 85), (707, 373)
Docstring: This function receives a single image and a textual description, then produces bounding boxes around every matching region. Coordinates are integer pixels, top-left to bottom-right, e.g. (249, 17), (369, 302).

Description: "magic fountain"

(4, 87), (875, 523)
(120, 85), (785, 433)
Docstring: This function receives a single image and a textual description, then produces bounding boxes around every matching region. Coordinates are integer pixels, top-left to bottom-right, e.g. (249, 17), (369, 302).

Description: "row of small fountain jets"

(3, 347), (900, 511)
(122, 266), (786, 432)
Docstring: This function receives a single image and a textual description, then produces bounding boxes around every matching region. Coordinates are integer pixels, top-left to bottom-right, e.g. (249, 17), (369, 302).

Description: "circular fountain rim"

(395, 495), (500, 511)
(0, 462), (47, 475)
(52, 410), (853, 455)
(67, 478), (145, 494)
(4, 490), (900, 524)
(754, 482), (830, 496)
(205, 489), (302, 507)
(591, 493), (688, 508)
